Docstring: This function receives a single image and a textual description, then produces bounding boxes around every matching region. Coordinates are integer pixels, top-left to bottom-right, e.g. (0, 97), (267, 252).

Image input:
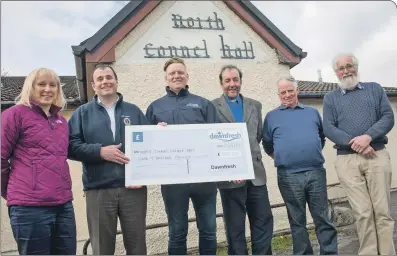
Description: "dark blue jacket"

(68, 93), (148, 191)
(146, 86), (220, 125)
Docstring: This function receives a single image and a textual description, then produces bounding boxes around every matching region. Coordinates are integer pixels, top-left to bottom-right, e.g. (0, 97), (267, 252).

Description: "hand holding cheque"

(124, 123), (255, 186)
(100, 143), (142, 189)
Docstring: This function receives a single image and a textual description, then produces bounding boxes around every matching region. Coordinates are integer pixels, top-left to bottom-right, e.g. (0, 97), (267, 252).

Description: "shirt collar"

(224, 94), (242, 104)
(97, 95), (119, 107)
(340, 83), (364, 95)
(279, 102), (305, 110)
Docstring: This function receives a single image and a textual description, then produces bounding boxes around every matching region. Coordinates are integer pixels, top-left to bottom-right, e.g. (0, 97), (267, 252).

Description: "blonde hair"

(163, 57), (186, 72)
(15, 68), (66, 109)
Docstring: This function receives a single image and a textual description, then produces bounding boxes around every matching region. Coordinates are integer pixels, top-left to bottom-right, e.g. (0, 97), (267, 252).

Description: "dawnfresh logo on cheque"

(132, 132), (143, 142)
(209, 131), (241, 142)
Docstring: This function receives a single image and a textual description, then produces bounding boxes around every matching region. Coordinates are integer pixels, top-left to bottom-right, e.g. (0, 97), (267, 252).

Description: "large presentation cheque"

(124, 123), (255, 186)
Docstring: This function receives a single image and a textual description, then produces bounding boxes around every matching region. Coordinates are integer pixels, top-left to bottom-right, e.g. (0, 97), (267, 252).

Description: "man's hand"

(126, 185), (142, 189)
(360, 145), (377, 159)
(349, 135), (372, 153)
(100, 144), (130, 165)
(158, 122), (167, 127)
(231, 180), (244, 184)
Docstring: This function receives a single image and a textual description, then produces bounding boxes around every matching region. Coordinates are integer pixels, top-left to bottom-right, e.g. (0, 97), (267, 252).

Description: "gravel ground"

(279, 190), (397, 255)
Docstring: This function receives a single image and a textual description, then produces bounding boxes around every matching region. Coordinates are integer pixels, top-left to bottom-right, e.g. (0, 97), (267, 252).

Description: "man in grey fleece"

(323, 53), (395, 255)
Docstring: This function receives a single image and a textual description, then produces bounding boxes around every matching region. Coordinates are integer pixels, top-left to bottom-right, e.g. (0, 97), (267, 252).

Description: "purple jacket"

(1, 102), (73, 206)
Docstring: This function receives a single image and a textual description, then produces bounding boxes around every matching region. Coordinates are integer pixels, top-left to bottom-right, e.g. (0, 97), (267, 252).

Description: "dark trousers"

(278, 169), (338, 255)
(9, 201), (76, 255)
(85, 186), (147, 255)
(220, 182), (274, 255)
(161, 182), (217, 255)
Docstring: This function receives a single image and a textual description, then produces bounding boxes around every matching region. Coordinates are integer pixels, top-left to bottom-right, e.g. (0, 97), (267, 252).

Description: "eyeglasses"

(337, 63), (356, 72)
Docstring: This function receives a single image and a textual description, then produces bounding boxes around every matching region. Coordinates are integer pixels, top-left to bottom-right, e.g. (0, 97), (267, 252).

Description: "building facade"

(1, 1), (396, 254)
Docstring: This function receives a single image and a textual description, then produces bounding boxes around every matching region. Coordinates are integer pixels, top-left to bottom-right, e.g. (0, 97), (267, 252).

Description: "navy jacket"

(146, 86), (220, 125)
(68, 93), (148, 191)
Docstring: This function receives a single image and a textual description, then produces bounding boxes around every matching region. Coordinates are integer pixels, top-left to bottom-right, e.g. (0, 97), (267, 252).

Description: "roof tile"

(1, 76), (79, 102)
(297, 80), (397, 97)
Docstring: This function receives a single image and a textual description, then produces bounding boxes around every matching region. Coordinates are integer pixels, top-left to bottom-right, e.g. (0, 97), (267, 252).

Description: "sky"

(1, 1), (396, 86)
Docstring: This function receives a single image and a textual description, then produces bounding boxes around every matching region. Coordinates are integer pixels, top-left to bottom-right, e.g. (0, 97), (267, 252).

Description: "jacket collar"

(29, 98), (61, 117)
(223, 94), (242, 104)
(166, 85), (190, 97)
(216, 93), (254, 123)
(93, 93), (123, 108)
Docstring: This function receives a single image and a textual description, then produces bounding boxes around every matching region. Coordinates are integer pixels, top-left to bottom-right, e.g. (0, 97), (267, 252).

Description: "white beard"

(338, 74), (360, 90)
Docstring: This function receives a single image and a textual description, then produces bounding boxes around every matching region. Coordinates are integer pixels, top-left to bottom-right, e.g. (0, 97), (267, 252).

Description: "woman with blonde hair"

(1, 68), (76, 255)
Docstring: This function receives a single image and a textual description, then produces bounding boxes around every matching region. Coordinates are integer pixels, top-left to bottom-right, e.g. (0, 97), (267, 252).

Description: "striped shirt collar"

(341, 83), (364, 95)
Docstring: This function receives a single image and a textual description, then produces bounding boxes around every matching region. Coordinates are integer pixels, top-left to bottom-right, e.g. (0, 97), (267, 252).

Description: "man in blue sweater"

(323, 53), (395, 255)
(263, 75), (338, 255)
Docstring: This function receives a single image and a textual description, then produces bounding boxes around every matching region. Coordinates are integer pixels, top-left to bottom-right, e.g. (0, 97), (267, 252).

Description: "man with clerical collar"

(323, 53), (395, 255)
(263, 75), (338, 255)
(212, 65), (274, 255)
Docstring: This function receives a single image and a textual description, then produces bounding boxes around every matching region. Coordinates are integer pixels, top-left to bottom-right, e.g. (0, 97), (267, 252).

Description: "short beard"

(338, 74), (360, 90)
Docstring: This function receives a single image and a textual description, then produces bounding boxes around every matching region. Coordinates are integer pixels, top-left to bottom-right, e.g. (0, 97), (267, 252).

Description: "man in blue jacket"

(262, 75), (338, 255)
(146, 57), (220, 255)
(68, 64), (148, 255)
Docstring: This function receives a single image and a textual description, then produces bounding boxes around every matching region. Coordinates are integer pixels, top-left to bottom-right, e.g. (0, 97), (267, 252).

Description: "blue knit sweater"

(323, 82), (394, 153)
(262, 104), (325, 173)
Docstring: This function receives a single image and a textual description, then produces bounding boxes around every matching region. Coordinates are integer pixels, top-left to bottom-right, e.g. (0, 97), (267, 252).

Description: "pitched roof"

(1, 76), (81, 104)
(72, 0), (306, 62)
(298, 80), (397, 98)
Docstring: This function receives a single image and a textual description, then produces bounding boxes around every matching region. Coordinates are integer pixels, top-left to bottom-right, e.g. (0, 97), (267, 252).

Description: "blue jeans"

(278, 169), (338, 255)
(161, 182), (217, 255)
(220, 182), (273, 255)
(9, 201), (77, 255)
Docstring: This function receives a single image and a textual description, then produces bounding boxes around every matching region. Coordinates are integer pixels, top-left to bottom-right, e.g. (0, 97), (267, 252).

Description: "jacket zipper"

(32, 163), (37, 190)
(47, 119), (54, 130)
(35, 106), (54, 130)
(175, 96), (180, 123)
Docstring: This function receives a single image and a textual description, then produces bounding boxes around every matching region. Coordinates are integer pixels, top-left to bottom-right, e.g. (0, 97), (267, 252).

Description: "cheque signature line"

(135, 164), (183, 168)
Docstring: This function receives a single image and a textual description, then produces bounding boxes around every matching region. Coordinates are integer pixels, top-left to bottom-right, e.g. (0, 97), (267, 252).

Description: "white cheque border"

(124, 123), (254, 186)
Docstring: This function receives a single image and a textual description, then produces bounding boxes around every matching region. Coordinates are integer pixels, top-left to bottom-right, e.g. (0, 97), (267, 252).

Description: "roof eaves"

(298, 91), (397, 99)
(238, 0), (306, 59)
(71, 45), (85, 56)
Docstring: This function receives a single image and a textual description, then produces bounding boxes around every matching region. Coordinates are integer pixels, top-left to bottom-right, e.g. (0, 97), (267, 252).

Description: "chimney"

(317, 69), (323, 84)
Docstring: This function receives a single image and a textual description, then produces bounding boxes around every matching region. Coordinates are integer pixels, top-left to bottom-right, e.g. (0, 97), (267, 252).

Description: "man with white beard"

(323, 53), (395, 255)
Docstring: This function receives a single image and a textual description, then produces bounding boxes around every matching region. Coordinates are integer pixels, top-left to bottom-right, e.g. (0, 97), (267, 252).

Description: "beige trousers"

(335, 149), (395, 255)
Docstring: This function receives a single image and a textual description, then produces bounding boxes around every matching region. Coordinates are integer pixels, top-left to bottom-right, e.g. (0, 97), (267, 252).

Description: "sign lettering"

(171, 12), (225, 30)
(143, 40), (210, 58)
(142, 12), (256, 60)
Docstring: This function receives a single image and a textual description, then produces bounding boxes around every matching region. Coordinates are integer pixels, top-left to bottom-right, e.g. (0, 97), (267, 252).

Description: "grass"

(214, 229), (317, 255)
